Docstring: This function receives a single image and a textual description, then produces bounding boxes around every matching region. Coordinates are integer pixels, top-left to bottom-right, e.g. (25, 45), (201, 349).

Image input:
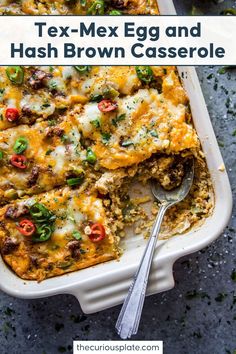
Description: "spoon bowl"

(151, 158), (194, 206)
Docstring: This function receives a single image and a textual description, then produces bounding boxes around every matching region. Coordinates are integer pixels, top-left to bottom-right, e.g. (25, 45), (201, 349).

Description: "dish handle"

(70, 257), (176, 314)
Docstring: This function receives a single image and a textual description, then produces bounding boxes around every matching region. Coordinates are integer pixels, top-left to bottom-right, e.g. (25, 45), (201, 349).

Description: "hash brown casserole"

(0, 0), (213, 281)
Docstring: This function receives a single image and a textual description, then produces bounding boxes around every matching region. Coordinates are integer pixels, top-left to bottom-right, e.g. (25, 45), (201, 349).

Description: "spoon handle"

(116, 203), (170, 339)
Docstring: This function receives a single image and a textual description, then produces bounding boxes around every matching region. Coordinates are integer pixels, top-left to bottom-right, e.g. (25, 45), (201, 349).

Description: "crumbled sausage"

(27, 166), (40, 187)
(111, 0), (125, 8)
(45, 127), (64, 138)
(30, 255), (39, 267)
(5, 204), (29, 219)
(67, 240), (81, 259)
(21, 105), (33, 117)
(28, 70), (51, 90)
(1, 237), (19, 255)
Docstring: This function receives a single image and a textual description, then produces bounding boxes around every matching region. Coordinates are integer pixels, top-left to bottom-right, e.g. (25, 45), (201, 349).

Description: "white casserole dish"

(0, 0), (232, 313)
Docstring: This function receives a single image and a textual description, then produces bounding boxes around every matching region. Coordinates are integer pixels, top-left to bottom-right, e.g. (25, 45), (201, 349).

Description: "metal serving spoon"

(116, 158), (194, 339)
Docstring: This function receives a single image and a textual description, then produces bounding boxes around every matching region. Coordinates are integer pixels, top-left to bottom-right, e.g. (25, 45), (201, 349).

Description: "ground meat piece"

(30, 255), (39, 267)
(45, 127), (64, 138)
(28, 70), (51, 90)
(5, 204), (29, 219)
(21, 105), (33, 117)
(111, 0), (125, 8)
(27, 166), (40, 187)
(67, 240), (81, 259)
(1, 237), (19, 255)
(50, 90), (66, 97)
(163, 162), (185, 190)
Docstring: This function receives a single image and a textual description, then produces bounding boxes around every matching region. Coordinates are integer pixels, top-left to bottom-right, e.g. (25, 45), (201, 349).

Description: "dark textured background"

(0, 1), (235, 353)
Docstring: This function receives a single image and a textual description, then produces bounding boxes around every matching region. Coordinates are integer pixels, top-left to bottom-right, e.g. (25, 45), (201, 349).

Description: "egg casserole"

(0, 1), (213, 281)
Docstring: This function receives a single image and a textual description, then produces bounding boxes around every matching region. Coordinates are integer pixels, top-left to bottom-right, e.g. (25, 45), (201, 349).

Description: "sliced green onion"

(74, 66), (91, 74)
(121, 140), (133, 147)
(13, 137), (28, 154)
(87, 0), (104, 15)
(112, 113), (126, 127)
(72, 231), (82, 240)
(67, 177), (84, 186)
(135, 66), (153, 84)
(48, 80), (58, 90)
(90, 119), (101, 128)
(6, 66), (24, 85)
(109, 10), (122, 15)
(150, 130), (158, 137)
(101, 132), (111, 144)
(0, 151), (3, 159)
(90, 94), (103, 102)
(86, 148), (97, 164)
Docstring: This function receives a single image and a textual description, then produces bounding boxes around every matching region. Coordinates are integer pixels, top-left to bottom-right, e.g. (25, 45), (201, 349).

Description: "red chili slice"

(89, 223), (106, 242)
(5, 108), (19, 122)
(10, 154), (27, 169)
(17, 219), (35, 236)
(98, 99), (118, 113)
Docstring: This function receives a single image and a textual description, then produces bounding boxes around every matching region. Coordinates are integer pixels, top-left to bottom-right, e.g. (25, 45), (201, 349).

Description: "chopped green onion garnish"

(109, 10), (122, 15)
(90, 119), (101, 128)
(48, 80), (58, 90)
(67, 177), (84, 186)
(87, 0), (104, 15)
(90, 94), (103, 102)
(121, 140), (133, 147)
(112, 113), (126, 127)
(86, 148), (97, 164)
(72, 231), (82, 240)
(150, 130), (158, 138)
(101, 132), (111, 144)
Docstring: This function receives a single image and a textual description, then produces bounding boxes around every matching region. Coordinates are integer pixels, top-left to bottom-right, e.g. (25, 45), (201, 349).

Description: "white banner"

(73, 341), (163, 354)
(0, 16), (235, 65)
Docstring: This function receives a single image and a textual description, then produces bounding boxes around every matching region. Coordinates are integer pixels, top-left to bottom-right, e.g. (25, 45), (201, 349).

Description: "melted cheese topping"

(0, 66), (143, 131)
(0, 67), (199, 205)
(0, 60), (209, 282)
(0, 111), (85, 202)
(0, 187), (118, 280)
(78, 81), (199, 169)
